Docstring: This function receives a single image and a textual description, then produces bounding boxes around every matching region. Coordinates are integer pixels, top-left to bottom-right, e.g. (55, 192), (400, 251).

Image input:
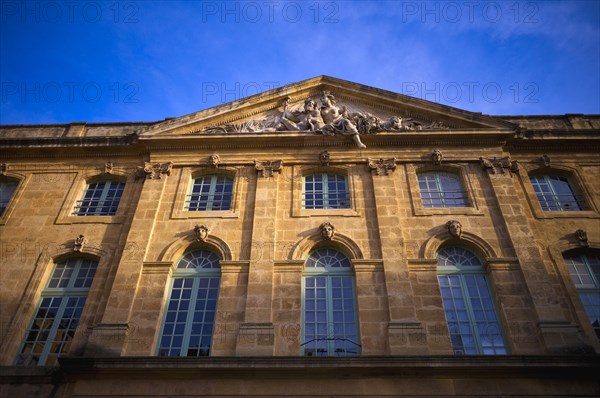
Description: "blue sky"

(1, 0), (599, 124)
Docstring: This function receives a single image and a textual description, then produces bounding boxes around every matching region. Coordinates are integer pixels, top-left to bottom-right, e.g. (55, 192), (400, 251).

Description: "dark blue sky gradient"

(1, 0), (598, 124)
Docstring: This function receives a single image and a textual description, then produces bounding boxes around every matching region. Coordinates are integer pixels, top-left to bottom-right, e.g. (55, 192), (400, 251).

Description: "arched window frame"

(156, 249), (221, 357)
(301, 247), (361, 357)
(171, 167), (240, 219)
(436, 246), (509, 355)
(292, 165), (359, 218)
(407, 163), (482, 216)
(520, 164), (598, 219)
(0, 172), (27, 225)
(15, 256), (99, 366)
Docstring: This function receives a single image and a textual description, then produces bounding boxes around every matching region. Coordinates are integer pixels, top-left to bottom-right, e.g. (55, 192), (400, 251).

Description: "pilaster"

(235, 162), (280, 355)
(85, 167), (170, 356)
(370, 165), (428, 354)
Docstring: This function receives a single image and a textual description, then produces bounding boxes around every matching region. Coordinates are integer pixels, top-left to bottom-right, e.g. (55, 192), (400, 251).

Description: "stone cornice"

(55, 355), (600, 377)
(0, 134), (139, 148)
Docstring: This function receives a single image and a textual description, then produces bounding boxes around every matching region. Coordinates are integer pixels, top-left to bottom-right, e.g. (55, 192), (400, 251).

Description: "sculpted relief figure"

(199, 92), (449, 147)
(280, 97), (324, 132)
(319, 91), (367, 148)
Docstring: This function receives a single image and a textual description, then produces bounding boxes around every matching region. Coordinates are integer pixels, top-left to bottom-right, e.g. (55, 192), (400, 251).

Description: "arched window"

(17, 257), (98, 366)
(73, 180), (125, 216)
(437, 247), (507, 355)
(0, 176), (19, 216)
(158, 250), (221, 357)
(303, 173), (350, 209)
(185, 175), (233, 211)
(563, 250), (600, 340)
(302, 248), (360, 356)
(529, 174), (587, 211)
(417, 171), (468, 208)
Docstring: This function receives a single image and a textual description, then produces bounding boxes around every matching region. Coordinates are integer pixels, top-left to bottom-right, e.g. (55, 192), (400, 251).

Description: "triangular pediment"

(139, 76), (515, 137)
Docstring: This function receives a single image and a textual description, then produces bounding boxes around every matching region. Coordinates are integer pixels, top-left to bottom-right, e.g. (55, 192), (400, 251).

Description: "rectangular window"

(185, 175), (233, 211)
(0, 179), (18, 216)
(73, 181), (125, 216)
(530, 175), (587, 211)
(418, 172), (468, 208)
(303, 173), (350, 210)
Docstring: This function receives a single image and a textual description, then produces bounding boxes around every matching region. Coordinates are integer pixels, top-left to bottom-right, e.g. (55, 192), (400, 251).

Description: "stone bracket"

(368, 158), (397, 176)
(254, 160), (282, 178)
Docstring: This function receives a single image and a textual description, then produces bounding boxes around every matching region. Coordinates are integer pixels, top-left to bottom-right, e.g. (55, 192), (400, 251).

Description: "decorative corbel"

(194, 224), (209, 242)
(368, 158), (397, 176)
(480, 157), (496, 174)
(446, 220), (462, 239)
(104, 162), (114, 174)
(74, 234), (88, 252)
(319, 222), (335, 240)
(161, 161), (174, 177)
(135, 161), (174, 180)
(255, 160), (282, 178)
(431, 149), (443, 165)
(575, 229), (589, 247)
(480, 156), (516, 174)
(209, 154), (221, 168)
(319, 151), (330, 166)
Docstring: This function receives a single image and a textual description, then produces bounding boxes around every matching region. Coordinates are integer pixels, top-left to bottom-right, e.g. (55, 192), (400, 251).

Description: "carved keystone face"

(320, 222), (335, 240)
(446, 220), (462, 239)
(194, 225), (209, 242)
(209, 154), (220, 167)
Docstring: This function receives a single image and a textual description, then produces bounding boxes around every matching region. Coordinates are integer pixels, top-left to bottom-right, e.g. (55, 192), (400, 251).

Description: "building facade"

(0, 76), (599, 397)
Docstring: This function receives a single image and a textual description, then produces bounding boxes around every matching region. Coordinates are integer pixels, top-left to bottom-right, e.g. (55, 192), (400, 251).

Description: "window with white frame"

(158, 250), (221, 357)
(73, 180), (125, 216)
(417, 171), (468, 208)
(16, 257), (98, 366)
(185, 175), (233, 211)
(437, 247), (508, 355)
(563, 251), (600, 340)
(0, 177), (19, 216)
(530, 174), (587, 211)
(302, 248), (360, 356)
(303, 173), (350, 209)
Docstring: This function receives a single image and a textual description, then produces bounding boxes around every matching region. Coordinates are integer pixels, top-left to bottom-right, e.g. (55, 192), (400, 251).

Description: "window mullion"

(321, 173), (330, 209)
(38, 296), (69, 366)
(459, 275), (483, 354)
(206, 176), (218, 210)
(325, 275), (334, 355)
(181, 277), (199, 355)
(434, 173), (445, 207)
(584, 257), (600, 288)
(66, 260), (81, 290)
(545, 176), (562, 211)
